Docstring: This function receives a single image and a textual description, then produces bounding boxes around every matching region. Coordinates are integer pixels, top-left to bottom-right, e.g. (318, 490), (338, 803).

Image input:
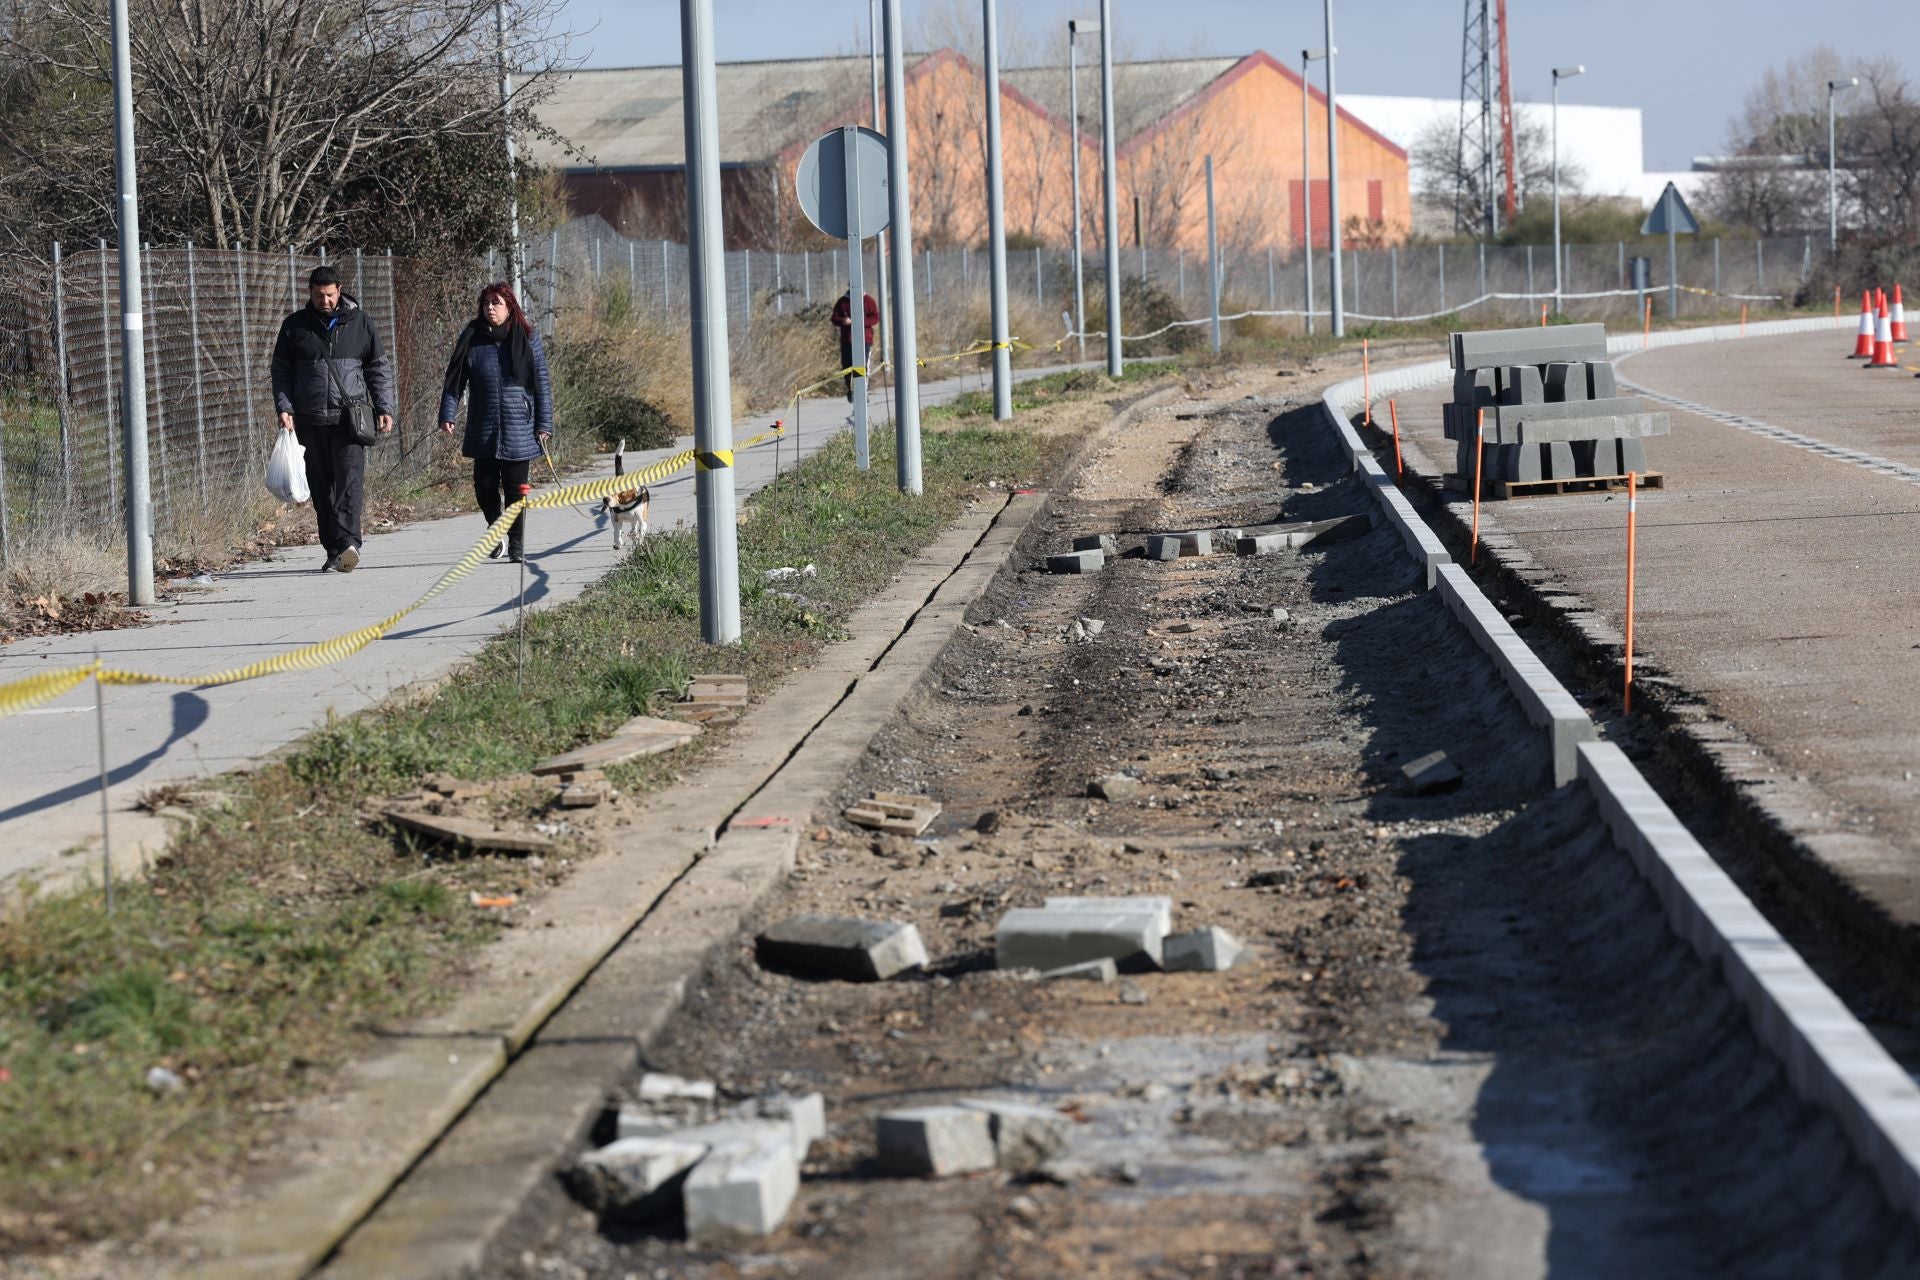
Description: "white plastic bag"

(265, 430), (310, 504)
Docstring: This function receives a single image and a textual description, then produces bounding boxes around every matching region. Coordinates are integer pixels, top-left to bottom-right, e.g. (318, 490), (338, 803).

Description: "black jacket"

(270, 297), (396, 423)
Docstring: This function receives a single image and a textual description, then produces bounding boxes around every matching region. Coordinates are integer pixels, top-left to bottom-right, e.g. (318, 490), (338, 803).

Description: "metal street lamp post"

(1551, 64), (1584, 314)
(1829, 76), (1858, 252)
(1301, 47), (1328, 335)
(1069, 17), (1099, 360)
(1098, 0), (1121, 376)
(1322, 0), (1344, 338)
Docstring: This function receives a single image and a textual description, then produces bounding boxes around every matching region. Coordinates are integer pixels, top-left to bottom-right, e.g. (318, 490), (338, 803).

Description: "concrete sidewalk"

(0, 361), (1088, 891)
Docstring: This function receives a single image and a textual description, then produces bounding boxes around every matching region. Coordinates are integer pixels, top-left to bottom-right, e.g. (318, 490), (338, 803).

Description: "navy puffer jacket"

(439, 324), (554, 461)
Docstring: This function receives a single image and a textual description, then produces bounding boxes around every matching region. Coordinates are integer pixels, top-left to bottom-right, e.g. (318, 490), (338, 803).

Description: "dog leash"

(540, 439), (605, 520)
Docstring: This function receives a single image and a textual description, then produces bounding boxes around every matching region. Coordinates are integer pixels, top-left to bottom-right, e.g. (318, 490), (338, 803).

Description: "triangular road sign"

(1641, 182), (1701, 236)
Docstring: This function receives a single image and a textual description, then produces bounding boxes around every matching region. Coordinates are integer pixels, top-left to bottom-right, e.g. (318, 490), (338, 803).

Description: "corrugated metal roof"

(1003, 56), (1238, 143)
(525, 55), (912, 170)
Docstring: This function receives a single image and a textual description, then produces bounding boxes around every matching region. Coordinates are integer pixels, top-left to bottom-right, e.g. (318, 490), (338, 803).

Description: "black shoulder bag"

(324, 343), (380, 447)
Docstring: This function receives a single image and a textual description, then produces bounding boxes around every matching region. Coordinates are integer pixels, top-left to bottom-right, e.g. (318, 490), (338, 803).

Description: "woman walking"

(439, 282), (554, 562)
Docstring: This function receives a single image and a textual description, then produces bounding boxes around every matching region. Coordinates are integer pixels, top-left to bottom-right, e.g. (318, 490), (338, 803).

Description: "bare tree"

(1410, 108), (1578, 236)
(0, 0), (572, 252)
(1842, 65), (1920, 238)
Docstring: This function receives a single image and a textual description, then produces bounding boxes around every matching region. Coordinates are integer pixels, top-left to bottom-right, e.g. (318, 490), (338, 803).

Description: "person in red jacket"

(830, 290), (879, 402)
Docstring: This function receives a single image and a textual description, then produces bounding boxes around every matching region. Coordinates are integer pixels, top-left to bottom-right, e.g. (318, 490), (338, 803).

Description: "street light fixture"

(1551, 64), (1584, 314)
(1069, 17), (1099, 360)
(1829, 76), (1859, 251)
(1301, 46), (1330, 335)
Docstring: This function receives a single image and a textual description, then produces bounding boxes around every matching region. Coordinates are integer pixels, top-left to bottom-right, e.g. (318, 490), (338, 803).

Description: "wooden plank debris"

(531, 715), (702, 776)
(844, 792), (942, 836)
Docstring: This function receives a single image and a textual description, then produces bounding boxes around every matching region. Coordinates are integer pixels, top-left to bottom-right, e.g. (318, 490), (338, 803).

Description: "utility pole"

(1301, 48), (1328, 335)
(882, 0), (922, 493)
(679, 0), (739, 645)
(495, 0), (525, 299)
(982, 0), (1012, 419)
(1829, 76), (1858, 252)
(1069, 17), (1098, 361)
(1205, 155), (1221, 353)
(109, 0), (151, 605)
(1098, 0), (1122, 377)
(1323, 0), (1344, 338)
(868, 0), (891, 365)
(1551, 64), (1585, 314)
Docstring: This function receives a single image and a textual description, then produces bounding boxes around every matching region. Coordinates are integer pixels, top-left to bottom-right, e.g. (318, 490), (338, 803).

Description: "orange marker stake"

(1835, 284), (1843, 325)
(1740, 303), (1748, 336)
(1540, 302), (1548, 327)
(1362, 339), (1372, 425)
(1624, 470), (1638, 713)
(1642, 295), (1653, 348)
(1389, 398), (1403, 480)
(1470, 408), (1485, 566)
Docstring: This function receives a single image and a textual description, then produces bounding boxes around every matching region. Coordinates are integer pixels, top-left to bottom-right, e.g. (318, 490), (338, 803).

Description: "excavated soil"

(504, 372), (1920, 1279)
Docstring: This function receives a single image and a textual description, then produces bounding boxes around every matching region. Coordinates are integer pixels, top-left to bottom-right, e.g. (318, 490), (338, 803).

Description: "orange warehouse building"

(531, 50), (1409, 254)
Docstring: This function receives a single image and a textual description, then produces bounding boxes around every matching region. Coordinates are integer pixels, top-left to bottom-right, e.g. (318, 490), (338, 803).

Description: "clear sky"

(554, 1), (1915, 171)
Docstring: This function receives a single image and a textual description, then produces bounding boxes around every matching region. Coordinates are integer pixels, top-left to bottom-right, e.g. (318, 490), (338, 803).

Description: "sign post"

(797, 125), (891, 471)
(1641, 181), (1700, 320)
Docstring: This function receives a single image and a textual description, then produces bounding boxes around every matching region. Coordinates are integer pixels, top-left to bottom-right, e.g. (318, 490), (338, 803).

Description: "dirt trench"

(502, 375), (1920, 1280)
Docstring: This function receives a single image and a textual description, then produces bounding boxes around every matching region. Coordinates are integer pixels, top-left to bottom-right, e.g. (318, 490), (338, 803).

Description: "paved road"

(0, 361), (1088, 889)
(1392, 328), (1920, 927)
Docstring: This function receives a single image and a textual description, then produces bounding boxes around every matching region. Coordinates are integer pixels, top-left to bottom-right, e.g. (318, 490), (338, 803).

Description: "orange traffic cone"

(1852, 290), (1875, 357)
(1894, 284), (1909, 342)
(1869, 298), (1899, 367)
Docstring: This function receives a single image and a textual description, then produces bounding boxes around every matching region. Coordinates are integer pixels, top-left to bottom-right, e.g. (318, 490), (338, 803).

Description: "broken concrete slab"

(1297, 513), (1373, 548)
(1143, 535), (1182, 561)
(1235, 534), (1287, 557)
(1072, 533), (1119, 557)
(726, 1092), (826, 1153)
(874, 1106), (998, 1178)
(614, 1074), (723, 1139)
(959, 1099), (1074, 1171)
(1047, 550), (1105, 574)
(1044, 896), (1174, 935)
(1085, 774), (1141, 801)
(563, 1135), (707, 1220)
(996, 907), (1166, 972)
(755, 915), (928, 981)
(1040, 958), (1117, 983)
(1164, 926), (1248, 972)
(1401, 751), (1465, 796)
(683, 1128), (800, 1242)
(1175, 530), (1214, 557)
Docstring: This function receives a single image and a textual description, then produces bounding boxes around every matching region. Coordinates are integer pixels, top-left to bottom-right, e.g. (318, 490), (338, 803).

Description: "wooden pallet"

(1494, 471), (1664, 500)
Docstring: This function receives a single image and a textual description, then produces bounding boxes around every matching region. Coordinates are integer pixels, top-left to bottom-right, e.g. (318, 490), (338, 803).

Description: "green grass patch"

(0, 373), (1145, 1255)
(924, 361), (1180, 424)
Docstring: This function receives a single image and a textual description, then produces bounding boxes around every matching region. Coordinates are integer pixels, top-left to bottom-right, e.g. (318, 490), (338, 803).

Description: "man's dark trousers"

(294, 414), (365, 557)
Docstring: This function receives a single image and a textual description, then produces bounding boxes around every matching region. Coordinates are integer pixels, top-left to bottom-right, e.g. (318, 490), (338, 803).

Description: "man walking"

(271, 265), (395, 572)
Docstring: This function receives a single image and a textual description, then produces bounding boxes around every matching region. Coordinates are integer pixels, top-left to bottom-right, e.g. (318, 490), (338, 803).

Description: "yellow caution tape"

(0, 426), (784, 719)
(0, 328), (1044, 720)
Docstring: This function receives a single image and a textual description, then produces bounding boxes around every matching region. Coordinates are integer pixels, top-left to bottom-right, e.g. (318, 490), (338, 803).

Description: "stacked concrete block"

(1443, 323), (1668, 487)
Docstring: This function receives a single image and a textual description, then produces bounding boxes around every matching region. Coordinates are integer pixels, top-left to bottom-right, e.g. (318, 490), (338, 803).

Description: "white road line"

(1616, 355), (1920, 489)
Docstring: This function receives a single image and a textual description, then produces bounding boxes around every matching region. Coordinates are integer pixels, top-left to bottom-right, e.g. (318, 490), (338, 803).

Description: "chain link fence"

(0, 219), (1822, 572)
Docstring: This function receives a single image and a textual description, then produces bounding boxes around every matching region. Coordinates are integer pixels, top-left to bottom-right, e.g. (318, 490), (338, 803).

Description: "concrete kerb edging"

(1313, 314), (1920, 1228)
(1576, 741), (1920, 1218)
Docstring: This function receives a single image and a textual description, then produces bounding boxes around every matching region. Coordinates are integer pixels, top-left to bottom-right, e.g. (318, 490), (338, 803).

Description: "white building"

(1338, 94), (1701, 215)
